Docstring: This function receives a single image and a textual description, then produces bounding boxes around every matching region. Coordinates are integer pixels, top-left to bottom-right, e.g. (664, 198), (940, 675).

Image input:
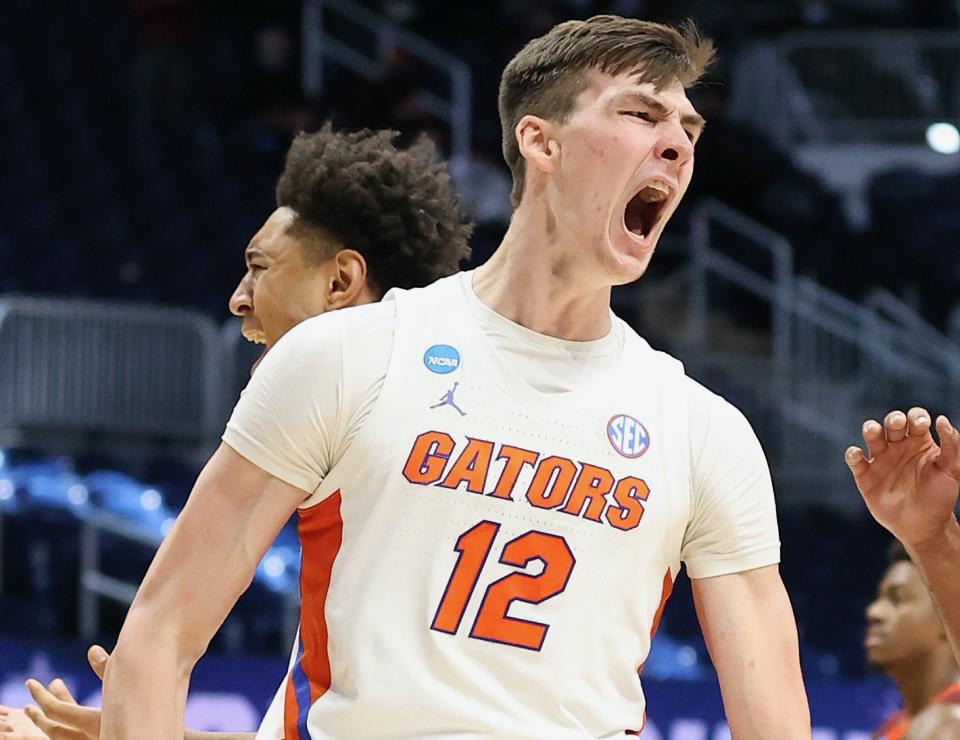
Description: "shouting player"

(0, 124), (471, 740)
(96, 15), (809, 738)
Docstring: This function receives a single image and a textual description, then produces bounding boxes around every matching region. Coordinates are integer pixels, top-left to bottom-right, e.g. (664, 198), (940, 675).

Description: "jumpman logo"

(430, 381), (467, 416)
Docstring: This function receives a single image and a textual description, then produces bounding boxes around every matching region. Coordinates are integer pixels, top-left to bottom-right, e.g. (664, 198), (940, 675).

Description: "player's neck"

(474, 211), (612, 342)
(890, 650), (960, 716)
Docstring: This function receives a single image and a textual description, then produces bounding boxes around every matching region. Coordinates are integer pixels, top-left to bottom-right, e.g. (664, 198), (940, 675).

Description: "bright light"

(263, 555), (285, 578)
(0, 479), (13, 501)
(140, 489), (162, 511)
(67, 484), (89, 506)
(926, 122), (960, 154)
(677, 646), (698, 667)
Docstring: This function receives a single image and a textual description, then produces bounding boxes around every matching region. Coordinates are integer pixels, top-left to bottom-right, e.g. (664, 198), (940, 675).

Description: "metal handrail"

(689, 199), (794, 368)
(685, 198), (960, 507)
(302, 0), (473, 162)
(78, 511), (300, 647)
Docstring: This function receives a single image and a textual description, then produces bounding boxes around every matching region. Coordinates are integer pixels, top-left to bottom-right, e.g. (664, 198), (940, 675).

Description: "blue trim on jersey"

(291, 638), (311, 739)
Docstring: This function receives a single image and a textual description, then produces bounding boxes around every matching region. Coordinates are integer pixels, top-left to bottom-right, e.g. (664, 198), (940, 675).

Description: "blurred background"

(2, 0), (960, 736)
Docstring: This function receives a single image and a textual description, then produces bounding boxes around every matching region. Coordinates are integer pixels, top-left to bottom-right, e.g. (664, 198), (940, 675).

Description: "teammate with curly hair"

(1, 124), (471, 740)
(231, 123), (471, 356)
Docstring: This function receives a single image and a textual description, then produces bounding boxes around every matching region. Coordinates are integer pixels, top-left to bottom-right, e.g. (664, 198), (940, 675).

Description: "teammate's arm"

(691, 565), (809, 738)
(846, 407), (960, 663)
(19, 646), (255, 740)
(100, 443), (306, 739)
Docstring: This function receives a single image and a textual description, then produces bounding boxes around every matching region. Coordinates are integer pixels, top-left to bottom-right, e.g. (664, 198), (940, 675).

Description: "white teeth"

(638, 180), (670, 202)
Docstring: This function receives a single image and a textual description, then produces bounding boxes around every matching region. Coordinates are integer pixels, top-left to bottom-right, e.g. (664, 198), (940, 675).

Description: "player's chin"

(606, 235), (656, 284)
(864, 646), (890, 669)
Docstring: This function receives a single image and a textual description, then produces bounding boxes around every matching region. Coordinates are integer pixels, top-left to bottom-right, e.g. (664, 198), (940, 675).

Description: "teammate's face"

(228, 207), (333, 348)
(864, 560), (944, 670)
(544, 70), (702, 285)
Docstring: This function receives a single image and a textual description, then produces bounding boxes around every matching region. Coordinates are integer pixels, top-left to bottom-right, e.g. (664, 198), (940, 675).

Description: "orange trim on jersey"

(283, 490), (344, 739)
(934, 680), (960, 705)
(637, 568), (675, 675)
(627, 568), (675, 735)
(283, 668), (299, 736)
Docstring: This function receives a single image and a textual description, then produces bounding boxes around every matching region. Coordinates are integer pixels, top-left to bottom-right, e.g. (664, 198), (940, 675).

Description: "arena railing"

(737, 30), (960, 146)
(680, 199), (960, 509)
(75, 509), (301, 651)
(301, 0), (473, 163)
(0, 297), (223, 449)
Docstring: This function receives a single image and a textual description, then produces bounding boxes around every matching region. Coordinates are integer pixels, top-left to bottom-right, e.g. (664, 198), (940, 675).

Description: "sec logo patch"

(607, 414), (650, 458)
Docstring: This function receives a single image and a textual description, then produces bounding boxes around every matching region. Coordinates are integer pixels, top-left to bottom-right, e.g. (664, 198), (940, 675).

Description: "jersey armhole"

(299, 298), (409, 509)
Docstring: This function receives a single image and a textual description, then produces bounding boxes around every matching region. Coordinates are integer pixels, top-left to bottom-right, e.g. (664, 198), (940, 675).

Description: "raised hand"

(22, 679), (99, 740)
(0, 705), (47, 740)
(845, 407), (960, 547)
(17, 645), (109, 740)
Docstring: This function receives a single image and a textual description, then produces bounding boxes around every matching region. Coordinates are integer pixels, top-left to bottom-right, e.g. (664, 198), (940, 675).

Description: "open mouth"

(241, 325), (267, 345)
(624, 180), (671, 240)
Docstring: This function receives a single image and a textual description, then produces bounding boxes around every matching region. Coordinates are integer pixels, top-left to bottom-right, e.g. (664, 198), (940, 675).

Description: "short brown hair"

(276, 123), (473, 296)
(498, 15), (715, 206)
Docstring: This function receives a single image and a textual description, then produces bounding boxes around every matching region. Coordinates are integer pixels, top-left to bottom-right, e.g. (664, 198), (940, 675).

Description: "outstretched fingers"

(935, 415), (960, 481)
(85, 646), (108, 682)
(46, 680), (74, 705)
(844, 445), (870, 479)
(22, 705), (85, 740)
(883, 410), (908, 444)
(861, 419), (887, 459)
(906, 407), (932, 438)
(24, 680), (83, 726)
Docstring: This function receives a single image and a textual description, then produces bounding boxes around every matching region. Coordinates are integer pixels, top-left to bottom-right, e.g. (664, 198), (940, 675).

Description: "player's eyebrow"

(615, 91), (707, 131)
(245, 247), (266, 264)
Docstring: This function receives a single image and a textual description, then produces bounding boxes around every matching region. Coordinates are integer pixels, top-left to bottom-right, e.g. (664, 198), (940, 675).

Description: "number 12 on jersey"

(431, 520), (576, 651)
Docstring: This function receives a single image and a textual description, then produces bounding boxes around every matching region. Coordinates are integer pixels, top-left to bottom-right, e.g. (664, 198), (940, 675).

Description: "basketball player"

(96, 16), (810, 738)
(866, 541), (960, 739)
(847, 408), (960, 667)
(0, 124), (471, 740)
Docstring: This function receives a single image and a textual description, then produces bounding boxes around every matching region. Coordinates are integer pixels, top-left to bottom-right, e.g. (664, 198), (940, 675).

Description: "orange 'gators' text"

(401, 430), (650, 531)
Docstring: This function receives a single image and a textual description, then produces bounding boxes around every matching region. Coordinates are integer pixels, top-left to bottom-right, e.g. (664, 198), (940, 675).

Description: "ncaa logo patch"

(607, 414), (650, 458)
(423, 344), (461, 374)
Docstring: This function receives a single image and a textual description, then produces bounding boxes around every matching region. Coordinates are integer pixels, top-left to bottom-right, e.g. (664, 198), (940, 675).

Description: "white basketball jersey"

(243, 274), (774, 739)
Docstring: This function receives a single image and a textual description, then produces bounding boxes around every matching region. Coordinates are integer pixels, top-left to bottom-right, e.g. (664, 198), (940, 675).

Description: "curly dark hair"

(275, 123), (472, 296)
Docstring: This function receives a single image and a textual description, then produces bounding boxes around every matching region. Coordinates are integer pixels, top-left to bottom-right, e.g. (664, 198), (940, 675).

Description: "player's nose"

(229, 275), (253, 317)
(865, 599), (885, 624)
(654, 122), (694, 167)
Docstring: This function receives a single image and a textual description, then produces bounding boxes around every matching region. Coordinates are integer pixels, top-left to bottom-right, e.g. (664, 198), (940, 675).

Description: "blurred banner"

(0, 636), (895, 738)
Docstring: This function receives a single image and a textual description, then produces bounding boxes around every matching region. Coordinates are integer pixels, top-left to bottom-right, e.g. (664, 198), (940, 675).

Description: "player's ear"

(516, 115), (558, 176)
(326, 249), (372, 309)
